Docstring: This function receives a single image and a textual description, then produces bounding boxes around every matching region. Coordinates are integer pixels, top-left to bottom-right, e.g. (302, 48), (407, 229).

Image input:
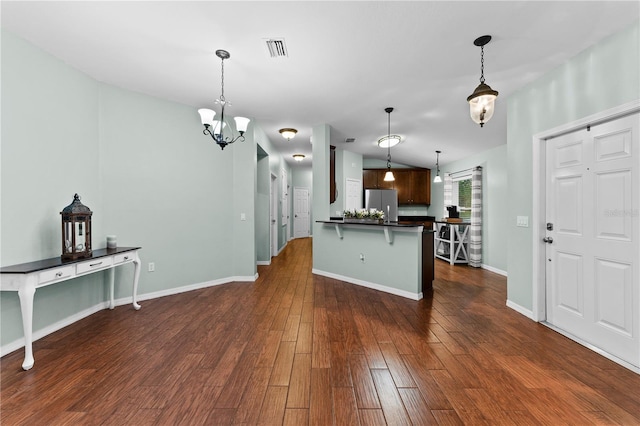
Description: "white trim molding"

(312, 268), (423, 301)
(506, 299), (535, 320)
(481, 264), (507, 276)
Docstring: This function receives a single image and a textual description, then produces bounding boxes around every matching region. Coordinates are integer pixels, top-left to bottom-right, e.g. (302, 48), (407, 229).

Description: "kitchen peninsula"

(313, 220), (434, 300)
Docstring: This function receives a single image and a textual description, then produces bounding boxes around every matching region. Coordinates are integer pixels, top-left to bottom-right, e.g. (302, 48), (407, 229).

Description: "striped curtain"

(443, 173), (453, 218)
(469, 167), (483, 267)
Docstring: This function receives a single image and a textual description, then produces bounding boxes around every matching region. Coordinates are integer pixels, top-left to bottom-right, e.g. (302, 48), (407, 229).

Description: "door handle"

(543, 237), (553, 243)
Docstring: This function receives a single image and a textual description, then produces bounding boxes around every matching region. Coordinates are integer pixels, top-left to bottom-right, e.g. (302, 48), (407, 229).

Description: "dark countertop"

(1, 247), (141, 274)
(318, 220), (435, 231)
(397, 215), (435, 222)
(434, 220), (471, 224)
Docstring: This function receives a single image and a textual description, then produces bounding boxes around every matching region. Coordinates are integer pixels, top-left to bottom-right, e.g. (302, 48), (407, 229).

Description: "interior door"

(293, 187), (309, 238)
(545, 113), (639, 367)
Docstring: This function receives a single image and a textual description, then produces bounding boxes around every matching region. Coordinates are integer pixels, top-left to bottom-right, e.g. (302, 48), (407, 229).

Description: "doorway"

(270, 173), (278, 257)
(533, 101), (640, 369)
(293, 187), (310, 238)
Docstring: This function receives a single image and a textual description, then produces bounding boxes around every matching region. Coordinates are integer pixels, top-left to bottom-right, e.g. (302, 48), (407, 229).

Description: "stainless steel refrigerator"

(364, 189), (398, 222)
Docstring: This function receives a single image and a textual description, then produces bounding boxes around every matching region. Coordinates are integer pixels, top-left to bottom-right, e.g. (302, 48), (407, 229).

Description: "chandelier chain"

(480, 45), (485, 84)
(220, 56), (226, 102)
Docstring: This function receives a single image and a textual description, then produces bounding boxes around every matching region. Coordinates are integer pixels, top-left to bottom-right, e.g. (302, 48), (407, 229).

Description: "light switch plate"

(516, 216), (529, 227)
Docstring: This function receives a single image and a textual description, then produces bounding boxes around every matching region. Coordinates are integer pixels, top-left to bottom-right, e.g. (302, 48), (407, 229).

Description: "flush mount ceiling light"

(279, 128), (298, 141)
(377, 135), (401, 148)
(383, 107), (395, 182)
(292, 154), (305, 162)
(433, 150), (442, 183)
(467, 35), (499, 128)
(198, 49), (250, 150)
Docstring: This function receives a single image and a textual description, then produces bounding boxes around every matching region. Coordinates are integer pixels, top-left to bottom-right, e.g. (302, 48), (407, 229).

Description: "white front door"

(293, 187), (310, 238)
(545, 113), (639, 367)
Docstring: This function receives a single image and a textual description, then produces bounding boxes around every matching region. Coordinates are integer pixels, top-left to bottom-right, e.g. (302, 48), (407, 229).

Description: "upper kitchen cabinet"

(363, 169), (394, 190)
(395, 168), (431, 205)
(363, 168), (431, 205)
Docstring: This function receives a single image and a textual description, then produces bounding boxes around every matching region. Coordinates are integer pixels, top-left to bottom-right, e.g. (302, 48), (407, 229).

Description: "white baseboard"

(482, 264), (507, 276)
(1, 301), (110, 357)
(506, 299), (535, 320)
(1, 273), (258, 357)
(277, 241), (287, 256)
(257, 260), (271, 266)
(311, 268), (422, 301)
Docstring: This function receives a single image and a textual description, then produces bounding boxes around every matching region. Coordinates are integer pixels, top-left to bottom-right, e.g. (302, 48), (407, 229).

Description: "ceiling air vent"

(345, 138), (356, 143)
(265, 38), (288, 58)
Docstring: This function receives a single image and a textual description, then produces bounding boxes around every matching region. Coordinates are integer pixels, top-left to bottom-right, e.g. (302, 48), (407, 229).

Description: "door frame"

(270, 173), (278, 258)
(532, 99), (640, 323)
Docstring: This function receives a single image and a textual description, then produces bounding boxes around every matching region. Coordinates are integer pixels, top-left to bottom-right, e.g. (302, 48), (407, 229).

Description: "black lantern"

(60, 193), (92, 261)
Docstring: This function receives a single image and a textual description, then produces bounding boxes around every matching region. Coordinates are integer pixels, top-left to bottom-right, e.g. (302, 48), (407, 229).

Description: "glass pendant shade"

(234, 117), (250, 134)
(378, 135), (401, 148)
(383, 170), (395, 182)
(198, 108), (216, 126)
(468, 82), (498, 127)
(433, 174), (442, 183)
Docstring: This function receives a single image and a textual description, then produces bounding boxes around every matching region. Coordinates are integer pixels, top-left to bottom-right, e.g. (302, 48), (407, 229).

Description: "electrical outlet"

(148, 262), (155, 272)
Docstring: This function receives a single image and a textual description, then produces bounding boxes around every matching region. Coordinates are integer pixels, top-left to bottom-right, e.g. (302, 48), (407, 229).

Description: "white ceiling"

(2, 1), (639, 169)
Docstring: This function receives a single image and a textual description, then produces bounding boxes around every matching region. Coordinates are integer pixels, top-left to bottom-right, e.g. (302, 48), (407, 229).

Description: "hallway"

(2, 237), (640, 425)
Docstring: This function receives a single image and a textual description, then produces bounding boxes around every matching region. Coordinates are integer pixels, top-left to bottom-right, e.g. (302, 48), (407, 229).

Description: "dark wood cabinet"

(362, 169), (394, 189)
(362, 168), (431, 205)
(330, 146), (337, 204)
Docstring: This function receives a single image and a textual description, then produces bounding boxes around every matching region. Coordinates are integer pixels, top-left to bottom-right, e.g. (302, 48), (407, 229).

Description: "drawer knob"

(55, 272), (63, 277)
(124, 256), (129, 260)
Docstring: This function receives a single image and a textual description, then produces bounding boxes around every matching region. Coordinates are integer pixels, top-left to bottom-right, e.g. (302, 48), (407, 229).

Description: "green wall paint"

(0, 30), (290, 350)
(430, 144), (508, 273)
(506, 20), (640, 310)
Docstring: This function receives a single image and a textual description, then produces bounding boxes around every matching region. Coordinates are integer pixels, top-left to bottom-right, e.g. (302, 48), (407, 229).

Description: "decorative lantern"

(60, 193), (93, 261)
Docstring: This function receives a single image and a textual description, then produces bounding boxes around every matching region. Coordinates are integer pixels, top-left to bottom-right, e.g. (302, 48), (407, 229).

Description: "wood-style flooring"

(2, 237), (640, 425)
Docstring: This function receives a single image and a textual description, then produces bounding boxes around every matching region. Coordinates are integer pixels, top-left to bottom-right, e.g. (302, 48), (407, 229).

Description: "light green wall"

(0, 30), (288, 349)
(506, 20), (640, 310)
(430, 144), (508, 273)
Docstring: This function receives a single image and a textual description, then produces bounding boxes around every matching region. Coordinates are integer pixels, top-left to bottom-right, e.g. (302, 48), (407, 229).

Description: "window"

(451, 175), (472, 220)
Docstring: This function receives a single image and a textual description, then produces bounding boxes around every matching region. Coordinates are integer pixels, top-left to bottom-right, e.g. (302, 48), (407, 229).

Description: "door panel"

(546, 112), (639, 367)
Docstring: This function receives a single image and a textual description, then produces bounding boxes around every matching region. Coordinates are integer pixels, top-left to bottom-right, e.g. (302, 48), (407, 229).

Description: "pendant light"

(198, 49), (250, 150)
(433, 150), (442, 183)
(383, 107), (395, 182)
(467, 35), (499, 128)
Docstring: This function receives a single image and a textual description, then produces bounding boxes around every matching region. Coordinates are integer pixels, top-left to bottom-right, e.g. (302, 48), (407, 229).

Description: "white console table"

(0, 246), (141, 370)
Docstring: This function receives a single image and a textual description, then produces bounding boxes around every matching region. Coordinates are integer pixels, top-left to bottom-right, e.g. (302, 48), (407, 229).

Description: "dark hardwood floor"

(2, 237), (640, 425)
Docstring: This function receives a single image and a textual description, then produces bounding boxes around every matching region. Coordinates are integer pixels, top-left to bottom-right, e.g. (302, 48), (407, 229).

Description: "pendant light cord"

(386, 110), (392, 169)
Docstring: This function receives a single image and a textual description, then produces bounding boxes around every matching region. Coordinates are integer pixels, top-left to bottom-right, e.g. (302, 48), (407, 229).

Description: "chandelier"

(198, 49), (250, 150)
(467, 35), (499, 127)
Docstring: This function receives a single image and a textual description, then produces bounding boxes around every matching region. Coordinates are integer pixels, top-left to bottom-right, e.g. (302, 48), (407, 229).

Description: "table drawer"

(76, 258), (113, 274)
(38, 266), (75, 285)
(114, 252), (134, 265)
